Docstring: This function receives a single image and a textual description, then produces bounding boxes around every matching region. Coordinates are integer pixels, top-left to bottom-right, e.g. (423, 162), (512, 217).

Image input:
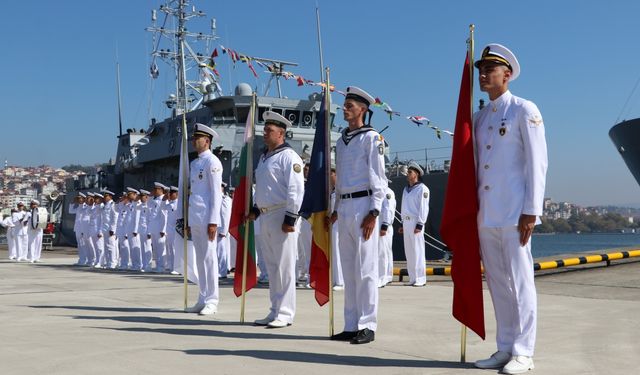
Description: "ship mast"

(146, 0), (219, 117)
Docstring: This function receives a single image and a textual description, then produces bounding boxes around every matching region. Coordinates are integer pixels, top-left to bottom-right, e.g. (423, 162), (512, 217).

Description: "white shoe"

(502, 356), (534, 374)
(332, 285), (344, 291)
(267, 319), (291, 328)
(198, 304), (217, 316)
(170, 270), (180, 275)
(93, 264), (102, 269)
(413, 282), (426, 287)
(474, 351), (511, 369)
(254, 316), (274, 326)
(184, 303), (205, 313)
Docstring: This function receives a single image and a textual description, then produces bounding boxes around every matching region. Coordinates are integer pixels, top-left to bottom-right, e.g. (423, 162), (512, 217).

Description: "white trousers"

(402, 218), (426, 285)
(128, 233), (142, 270)
(141, 230), (152, 270)
(378, 226), (394, 284)
(296, 219), (312, 280)
(85, 231), (96, 265)
(337, 197), (379, 332)
(75, 232), (85, 264)
(259, 209), (298, 323)
(7, 229), (16, 259)
(331, 222), (344, 286)
(217, 234), (230, 277)
(255, 234), (268, 279)
(103, 231), (118, 268)
(479, 226), (537, 357)
(91, 230), (104, 266)
(151, 233), (166, 271)
(119, 235), (130, 268)
(165, 231), (175, 271)
(15, 231), (28, 260)
(27, 229), (43, 261)
(191, 225), (219, 306)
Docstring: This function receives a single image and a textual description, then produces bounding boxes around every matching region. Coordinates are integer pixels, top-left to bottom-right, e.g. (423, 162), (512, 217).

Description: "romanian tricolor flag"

(300, 89), (331, 306)
(230, 95), (257, 297)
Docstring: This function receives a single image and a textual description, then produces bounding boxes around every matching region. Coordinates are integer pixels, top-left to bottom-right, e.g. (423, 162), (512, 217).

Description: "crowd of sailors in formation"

(64, 171), (430, 291)
(1, 200), (46, 263)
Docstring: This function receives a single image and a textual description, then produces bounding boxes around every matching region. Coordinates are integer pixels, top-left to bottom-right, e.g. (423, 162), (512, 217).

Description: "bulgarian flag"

(441, 49), (486, 339)
(230, 95), (257, 297)
(300, 89), (331, 306)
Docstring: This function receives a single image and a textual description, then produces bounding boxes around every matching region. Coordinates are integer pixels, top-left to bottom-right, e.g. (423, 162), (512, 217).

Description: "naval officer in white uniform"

(399, 162), (430, 287)
(250, 111), (305, 328)
(149, 182), (168, 272)
(100, 190), (119, 269)
(182, 123), (223, 316)
(378, 184), (396, 287)
(472, 44), (547, 375)
(330, 86), (387, 344)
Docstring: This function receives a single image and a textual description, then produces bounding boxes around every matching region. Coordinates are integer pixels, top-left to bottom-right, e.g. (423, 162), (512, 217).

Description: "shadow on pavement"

(94, 326), (327, 341)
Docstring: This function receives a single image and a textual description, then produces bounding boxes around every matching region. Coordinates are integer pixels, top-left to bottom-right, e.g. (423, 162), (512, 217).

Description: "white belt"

(259, 203), (286, 214)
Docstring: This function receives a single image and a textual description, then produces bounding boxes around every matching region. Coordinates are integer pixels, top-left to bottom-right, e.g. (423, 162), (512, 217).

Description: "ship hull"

(610, 118), (640, 187)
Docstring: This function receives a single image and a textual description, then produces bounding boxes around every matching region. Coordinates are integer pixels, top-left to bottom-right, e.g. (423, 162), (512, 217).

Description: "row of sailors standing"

(2, 200), (46, 263)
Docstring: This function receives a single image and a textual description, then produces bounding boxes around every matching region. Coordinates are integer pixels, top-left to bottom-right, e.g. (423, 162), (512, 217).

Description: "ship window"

(236, 106), (250, 123)
(271, 108), (283, 116)
(285, 110), (300, 127)
(302, 111), (313, 128)
(257, 107), (268, 123)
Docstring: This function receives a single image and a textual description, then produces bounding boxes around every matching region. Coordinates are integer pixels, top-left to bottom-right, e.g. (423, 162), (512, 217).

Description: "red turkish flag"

(441, 51), (485, 339)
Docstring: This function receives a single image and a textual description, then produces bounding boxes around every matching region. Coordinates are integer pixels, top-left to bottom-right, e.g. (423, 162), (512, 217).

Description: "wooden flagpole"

(325, 67), (334, 337)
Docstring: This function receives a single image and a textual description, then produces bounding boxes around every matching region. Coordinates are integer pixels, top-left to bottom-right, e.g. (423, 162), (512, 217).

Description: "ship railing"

(393, 210), (450, 258)
(387, 146), (452, 176)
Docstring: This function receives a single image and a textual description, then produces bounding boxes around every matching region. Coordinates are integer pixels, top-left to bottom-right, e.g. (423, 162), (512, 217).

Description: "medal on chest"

(499, 119), (507, 136)
(198, 168), (203, 180)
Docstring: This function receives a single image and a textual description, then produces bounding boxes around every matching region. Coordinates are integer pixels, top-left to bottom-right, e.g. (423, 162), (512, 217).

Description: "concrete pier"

(1, 246), (639, 374)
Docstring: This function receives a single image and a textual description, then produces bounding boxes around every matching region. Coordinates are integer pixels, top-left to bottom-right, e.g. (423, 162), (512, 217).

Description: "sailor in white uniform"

(26, 200), (45, 263)
(149, 182), (168, 272)
(126, 188), (142, 271)
(472, 44), (547, 375)
(82, 193), (97, 266)
(100, 190), (119, 269)
(378, 185), (396, 287)
(330, 86), (387, 344)
(250, 111), (304, 328)
(13, 202), (29, 261)
(2, 210), (16, 260)
(117, 193), (131, 269)
(399, 162), (429, 287)
(182, 123), (223, 316)
(69, 193), (86, 265)
(137, 189), (152, 272)
(217, 182), (232, 278)
(91, 193), (105, 268)
(164, 186), (179, 273)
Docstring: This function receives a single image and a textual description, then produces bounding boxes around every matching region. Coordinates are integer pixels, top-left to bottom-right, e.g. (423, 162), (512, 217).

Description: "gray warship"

(57, 0), (451, 261)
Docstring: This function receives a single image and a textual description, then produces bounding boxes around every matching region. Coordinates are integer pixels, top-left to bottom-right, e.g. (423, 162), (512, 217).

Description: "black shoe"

(350, 328), (375, 344)
(330, 331), (358, 341)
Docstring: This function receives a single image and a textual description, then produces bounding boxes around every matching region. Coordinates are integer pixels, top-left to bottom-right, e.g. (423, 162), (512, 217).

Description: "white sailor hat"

(102, 189), (115, 196)
(139, 189), (151, 196)
(126, 187), (140, 194)
(345, 86), (375, 107)
(154, 182), (167, 190)
(475, 43), (520, 82)
(31, 199), (39, 205)
(78, 193), (86, 198)
(94, 193), (104, 199)
(192, 123), (219, 139)
(170, 186), (179, 192)
(263, 110), (292, 129)
(407, 161), (424, 177)
(87, 192), (95, 197)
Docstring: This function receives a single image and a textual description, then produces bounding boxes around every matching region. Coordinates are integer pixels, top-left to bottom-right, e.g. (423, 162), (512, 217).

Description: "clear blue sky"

(1, 0), (640, 206)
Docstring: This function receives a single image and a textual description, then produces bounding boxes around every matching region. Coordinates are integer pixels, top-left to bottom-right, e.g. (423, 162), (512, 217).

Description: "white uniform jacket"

(100, 200), (118, 233)
(474, 90), (548, 227)
(380, 187), (396, 231)
(164, 199), (178, 233)
(401, 182), (430, 230)
(148, 196), (168, 234)
(334, 126), (387, 213)
(115, 202), (128, 237)
(254, 143), (304, 226)
(12, 211), (28, 236)
(219, 195), (232, 236)
(188, 149), (223, 227)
